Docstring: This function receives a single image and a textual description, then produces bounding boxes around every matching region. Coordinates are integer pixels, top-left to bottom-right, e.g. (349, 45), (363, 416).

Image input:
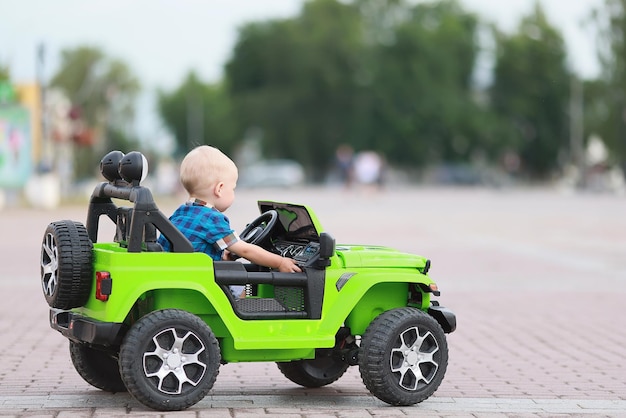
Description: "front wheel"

(119, 309), (221, 411)
(359, 308), (448, 406)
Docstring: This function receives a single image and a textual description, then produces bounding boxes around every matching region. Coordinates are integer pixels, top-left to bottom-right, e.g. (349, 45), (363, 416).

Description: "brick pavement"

(1, 186), (625, 417)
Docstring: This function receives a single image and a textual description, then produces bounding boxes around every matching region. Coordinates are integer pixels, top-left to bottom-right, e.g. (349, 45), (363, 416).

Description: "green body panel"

(334, 245), (430, 269)
(321, 266), (432, 336)
(345, 282), (409, 334)
(83, 244), (337, 357)
(325, 244), (433, 334)
(80, 244), (219, 323)
(70, 203), (438, 363)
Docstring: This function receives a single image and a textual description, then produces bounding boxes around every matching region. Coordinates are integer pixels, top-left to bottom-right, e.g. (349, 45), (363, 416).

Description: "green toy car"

(40, 150), (456, 411)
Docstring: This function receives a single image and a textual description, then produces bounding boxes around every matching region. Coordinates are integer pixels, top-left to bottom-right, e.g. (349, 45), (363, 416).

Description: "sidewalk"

(1, 393), (625, 416)
(1, 186), (625, 417)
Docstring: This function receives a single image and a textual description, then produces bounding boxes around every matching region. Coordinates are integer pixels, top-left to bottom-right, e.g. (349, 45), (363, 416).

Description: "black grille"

(235, 287), (305, 313)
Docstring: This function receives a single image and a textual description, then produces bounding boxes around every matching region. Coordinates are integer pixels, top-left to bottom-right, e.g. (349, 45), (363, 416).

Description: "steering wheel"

(239, 210), (279, 246)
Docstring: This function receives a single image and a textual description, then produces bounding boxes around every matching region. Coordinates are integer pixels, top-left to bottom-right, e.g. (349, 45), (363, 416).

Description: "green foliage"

(156, 0), (608, 180)
(591, 0), (626, 166)
(157, 72), (236, 157)
(490, 3), (570, 177)
(49, 46), (141, 179)
(360, 0), (484, 166)
(226, 0), (365, 178)
(0, 63), (9, 81)
(223, 0), (487, 178)
(50, 46), (140, 127)
(0, 64), (15, 104)
(582, 78), (610, 145)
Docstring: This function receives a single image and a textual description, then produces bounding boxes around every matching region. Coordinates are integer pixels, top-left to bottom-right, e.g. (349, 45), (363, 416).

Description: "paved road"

(1, 186), (625, 417)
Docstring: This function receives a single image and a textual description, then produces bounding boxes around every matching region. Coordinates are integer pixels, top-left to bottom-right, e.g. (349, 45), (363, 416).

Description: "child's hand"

(277, 257), (302, 273)
(222, 250), (238, 261)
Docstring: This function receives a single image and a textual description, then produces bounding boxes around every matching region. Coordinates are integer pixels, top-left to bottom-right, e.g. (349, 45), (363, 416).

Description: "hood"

(335, 244), (429, 269)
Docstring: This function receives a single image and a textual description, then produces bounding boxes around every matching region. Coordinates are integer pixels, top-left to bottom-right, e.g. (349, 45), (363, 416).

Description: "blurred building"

(0, 80), (65, 209)
(0, 82), (34, 193)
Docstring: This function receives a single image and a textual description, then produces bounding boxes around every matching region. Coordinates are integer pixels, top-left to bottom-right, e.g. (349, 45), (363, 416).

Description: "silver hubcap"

(41, 233), (58, 297)
(390, 326), (439, 391)
(143, 327), (207, 394)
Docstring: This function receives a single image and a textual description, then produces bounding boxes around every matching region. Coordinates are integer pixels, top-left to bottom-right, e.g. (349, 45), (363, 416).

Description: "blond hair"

(179, 146), (237, 195)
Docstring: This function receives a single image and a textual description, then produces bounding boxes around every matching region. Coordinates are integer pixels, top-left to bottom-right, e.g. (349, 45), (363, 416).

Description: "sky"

(0, 0), (604, 138)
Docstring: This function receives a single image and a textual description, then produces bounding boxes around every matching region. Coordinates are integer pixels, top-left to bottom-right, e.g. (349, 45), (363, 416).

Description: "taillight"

(95, 271), (112, 301)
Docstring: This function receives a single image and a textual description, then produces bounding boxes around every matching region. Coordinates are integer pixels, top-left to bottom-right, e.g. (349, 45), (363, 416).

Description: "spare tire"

(41, 220), (93, 309)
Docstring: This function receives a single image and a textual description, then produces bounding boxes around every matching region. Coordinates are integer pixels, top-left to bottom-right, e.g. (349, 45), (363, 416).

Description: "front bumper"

(49, 308), (126, 346)
(428, 304), (456, 333)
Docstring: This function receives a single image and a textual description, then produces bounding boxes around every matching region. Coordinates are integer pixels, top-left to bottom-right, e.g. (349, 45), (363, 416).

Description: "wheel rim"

(41, 232), (58, 297)
(143, 327), (208, 395)
(390, 325), (440, 391)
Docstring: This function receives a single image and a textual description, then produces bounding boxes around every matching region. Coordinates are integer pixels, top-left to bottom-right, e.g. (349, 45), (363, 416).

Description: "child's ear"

(213, 181), (224, 197)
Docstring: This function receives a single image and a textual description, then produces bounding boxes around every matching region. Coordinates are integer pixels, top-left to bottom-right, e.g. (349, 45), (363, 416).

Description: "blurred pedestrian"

(334, 144), (355, 188)
(354, 150), (384, 191)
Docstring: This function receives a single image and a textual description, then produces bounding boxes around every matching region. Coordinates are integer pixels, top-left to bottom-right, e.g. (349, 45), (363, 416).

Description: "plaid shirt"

(158, 202), (239, 260)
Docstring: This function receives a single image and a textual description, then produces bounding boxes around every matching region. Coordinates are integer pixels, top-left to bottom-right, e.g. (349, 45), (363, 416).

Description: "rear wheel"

(40, 220), (93, 309)
(277, 356), (349, 388)
(69, 341), (126, 392)
(359, 308), (448, 406)
(119, 309), (221, 411)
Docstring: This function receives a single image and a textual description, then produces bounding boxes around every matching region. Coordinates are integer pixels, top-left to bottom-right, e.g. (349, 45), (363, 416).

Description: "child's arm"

(227, 240), (302, 273)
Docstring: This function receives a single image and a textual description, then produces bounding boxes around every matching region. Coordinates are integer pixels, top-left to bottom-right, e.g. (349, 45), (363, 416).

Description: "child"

(157, 145), (301, 297)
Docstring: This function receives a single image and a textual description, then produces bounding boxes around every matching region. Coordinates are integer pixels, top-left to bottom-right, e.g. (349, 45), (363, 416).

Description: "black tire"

(69, 341), (127, 393)
(277, 356), (349, 388)
(40, 220), (93, 309)
(119, 309), (221, 411)
(359, 308), (448, 406)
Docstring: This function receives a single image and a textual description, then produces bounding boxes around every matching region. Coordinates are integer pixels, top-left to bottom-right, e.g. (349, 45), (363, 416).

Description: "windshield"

(257, 201), (319, 242)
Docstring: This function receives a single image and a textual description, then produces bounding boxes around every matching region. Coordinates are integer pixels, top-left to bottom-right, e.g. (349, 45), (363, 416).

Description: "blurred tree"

(490, 3), (570, 178)
(0, 63), (14, 103)
(223, 0), (575, 180)
(157, 71), (236, 157)
(581, 79), (609, 147)
(0, 63), (9, 81)
(226, 0), (364, 179)
(51, 47), (140, 130)
(226, 0), (487, 178)
(591, 0), (626, 174)
(358, 0), (485, 167)
(50, 46), (141, 179)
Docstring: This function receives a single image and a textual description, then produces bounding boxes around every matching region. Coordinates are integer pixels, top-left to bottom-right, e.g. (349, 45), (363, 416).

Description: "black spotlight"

(119, 151), (148, 185)
(100, 150), (125, 182)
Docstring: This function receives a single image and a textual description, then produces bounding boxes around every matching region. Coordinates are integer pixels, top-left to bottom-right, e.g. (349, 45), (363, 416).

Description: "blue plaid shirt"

(158, 202), (238, 260)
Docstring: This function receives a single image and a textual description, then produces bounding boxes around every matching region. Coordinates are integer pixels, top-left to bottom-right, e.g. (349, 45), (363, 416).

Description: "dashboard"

(274, 241), (321, 265)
